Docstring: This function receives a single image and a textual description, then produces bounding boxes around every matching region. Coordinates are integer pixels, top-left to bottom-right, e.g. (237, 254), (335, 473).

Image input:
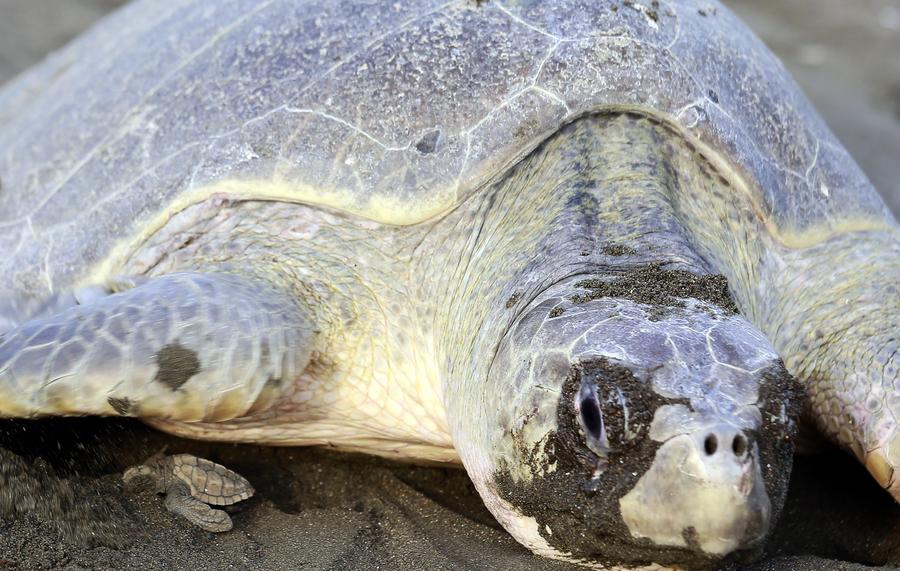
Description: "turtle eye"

(577, 381), (607, 437)
(580, 392), (604, 440)
(578, 385), (610, 459)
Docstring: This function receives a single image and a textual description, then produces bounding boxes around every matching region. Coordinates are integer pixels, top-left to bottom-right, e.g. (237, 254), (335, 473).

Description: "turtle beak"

(618, 423), (770, 556)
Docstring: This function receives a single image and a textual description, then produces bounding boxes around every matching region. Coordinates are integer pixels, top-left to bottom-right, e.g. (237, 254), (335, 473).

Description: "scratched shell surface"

(0, 0), (893, 297)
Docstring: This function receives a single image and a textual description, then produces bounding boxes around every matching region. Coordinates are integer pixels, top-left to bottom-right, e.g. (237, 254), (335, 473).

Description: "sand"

(1, 418), (899, 570)
(1, 1), (899, 570)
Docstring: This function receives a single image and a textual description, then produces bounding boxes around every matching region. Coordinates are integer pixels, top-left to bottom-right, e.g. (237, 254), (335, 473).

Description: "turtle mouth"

(618, 425), (771, 558)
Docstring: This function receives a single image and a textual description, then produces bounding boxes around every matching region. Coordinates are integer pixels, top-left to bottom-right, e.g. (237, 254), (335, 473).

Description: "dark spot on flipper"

(414, 129), (441, 155)
(153, 343), (200, 390)
(107, 397), (133, 416)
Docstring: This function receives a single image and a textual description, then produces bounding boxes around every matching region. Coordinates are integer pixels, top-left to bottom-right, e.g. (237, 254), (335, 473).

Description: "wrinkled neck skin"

(423, 115), (709, 462)
(419, 114), (798, 568)
(421, 113), (756, 456)
(424, 112), (714, 425)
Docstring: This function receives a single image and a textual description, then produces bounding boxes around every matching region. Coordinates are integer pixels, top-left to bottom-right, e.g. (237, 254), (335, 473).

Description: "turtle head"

(458, 274), (801, 569)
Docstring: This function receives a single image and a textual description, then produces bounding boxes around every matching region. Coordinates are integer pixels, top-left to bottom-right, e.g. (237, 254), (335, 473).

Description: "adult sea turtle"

(0, 0), (897, 569)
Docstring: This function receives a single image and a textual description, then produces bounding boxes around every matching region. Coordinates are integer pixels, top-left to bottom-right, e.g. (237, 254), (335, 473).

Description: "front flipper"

(0, 272), (314, 421)
(165, 482), (234, 532)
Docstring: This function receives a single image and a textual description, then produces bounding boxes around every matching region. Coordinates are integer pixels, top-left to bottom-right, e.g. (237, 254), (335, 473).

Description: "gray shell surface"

(0, 0), (894, 298)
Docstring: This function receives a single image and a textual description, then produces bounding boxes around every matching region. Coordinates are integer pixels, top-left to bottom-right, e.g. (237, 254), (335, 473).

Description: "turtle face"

(471, 280), (800, 569)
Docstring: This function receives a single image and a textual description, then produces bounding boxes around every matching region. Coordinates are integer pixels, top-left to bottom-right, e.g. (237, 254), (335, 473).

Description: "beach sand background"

(0, 1), (898, 570)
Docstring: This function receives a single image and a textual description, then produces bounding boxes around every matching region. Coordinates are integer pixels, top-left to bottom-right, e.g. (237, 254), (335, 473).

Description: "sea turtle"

(0, 0), (896, 569)
(122, 450), (254, 532)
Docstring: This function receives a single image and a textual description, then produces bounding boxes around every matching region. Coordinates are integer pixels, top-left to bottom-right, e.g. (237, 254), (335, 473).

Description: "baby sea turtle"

(0, 1), (896, 569)
(122, 450), (254, 532)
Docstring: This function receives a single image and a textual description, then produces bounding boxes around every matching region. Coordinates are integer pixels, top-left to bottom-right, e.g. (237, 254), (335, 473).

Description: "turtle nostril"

(732, 434), (748, 457)
(704, 434), (718, 456)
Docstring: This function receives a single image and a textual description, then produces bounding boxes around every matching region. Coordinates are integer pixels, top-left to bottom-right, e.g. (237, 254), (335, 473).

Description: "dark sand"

(1, 418), (900, 571)
(1, 1), (899, 570)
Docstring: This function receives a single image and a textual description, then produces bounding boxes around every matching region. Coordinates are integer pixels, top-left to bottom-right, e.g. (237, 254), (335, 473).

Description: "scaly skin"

(764, 232), (900, 497)
(127, 199), (459, 462)
(0, 0), (891, 565)
(130, 112), (722, 461)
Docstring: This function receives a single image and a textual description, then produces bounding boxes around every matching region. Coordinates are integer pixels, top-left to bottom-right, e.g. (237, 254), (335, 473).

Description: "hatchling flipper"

(164, 482), (234, 532)
(123, 453), (254, 533)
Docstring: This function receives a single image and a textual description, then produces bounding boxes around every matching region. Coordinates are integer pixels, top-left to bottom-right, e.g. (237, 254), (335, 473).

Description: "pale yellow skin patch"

(127, 200), (458, 462)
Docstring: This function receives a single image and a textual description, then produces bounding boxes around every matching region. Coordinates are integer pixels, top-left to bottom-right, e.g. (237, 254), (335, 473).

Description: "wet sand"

(1, 1), (899, 570)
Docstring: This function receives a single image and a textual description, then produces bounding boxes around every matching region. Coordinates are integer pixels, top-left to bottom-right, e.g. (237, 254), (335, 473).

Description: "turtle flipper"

(0, 281), (131, 334)
(164, 481), (234, 532)
(0, 290), (82, 334)
(0, 272), (314, 421)
(765, 235), (900, 501)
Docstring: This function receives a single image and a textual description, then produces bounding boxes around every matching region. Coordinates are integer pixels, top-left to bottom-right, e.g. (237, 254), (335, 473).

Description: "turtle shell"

(170, 453), (254, 506)
(0, 0), (893, 299)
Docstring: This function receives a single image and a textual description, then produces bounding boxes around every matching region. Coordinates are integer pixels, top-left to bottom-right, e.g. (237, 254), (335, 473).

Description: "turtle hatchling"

(0, 0), (897, 569)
